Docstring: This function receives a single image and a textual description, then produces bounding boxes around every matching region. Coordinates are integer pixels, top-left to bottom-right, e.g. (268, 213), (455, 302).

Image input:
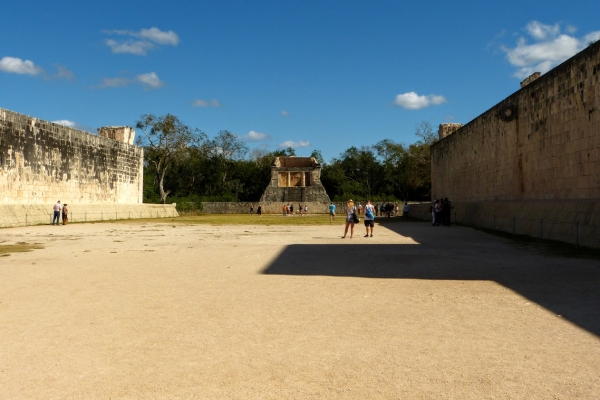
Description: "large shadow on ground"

(262, 220), (600, 337)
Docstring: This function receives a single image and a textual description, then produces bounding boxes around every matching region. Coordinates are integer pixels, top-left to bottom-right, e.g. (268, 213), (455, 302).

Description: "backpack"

(365, 206), (374, 219)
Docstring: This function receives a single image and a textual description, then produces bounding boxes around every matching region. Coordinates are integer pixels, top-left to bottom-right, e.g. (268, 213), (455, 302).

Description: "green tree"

(136, 114), (206, 203)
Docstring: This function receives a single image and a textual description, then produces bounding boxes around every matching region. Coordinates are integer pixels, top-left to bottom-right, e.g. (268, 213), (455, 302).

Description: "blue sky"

(1, 1), (599, 162)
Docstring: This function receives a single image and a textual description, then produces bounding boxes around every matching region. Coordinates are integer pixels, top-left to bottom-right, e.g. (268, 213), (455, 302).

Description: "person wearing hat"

(62, 203), (69, 225)
(342, 199), (357, 238)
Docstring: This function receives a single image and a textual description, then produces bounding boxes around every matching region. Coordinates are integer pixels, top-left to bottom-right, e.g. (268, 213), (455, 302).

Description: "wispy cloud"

(240, 131), (269, 141)
(193, 99), (222, 107)
(279, 140), (310, 148)
(501, 21), (600, 79)
(0, 56), (43, 75)
(52, 64), (74, 80)
(99, 77), (131, 88)
(136, 72), (164, 88)
(393, 92), (446, 110)
(96, 72), (164, 89)
(104, 27), (180, 55)
(280, 110), (289, 117)
(51, 119), (94, 133)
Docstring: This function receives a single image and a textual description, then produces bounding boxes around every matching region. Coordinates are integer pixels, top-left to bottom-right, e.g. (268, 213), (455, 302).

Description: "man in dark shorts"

(363, 200), (375, 237)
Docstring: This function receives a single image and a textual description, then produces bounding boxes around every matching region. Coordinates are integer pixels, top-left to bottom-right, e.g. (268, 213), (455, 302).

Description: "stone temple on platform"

(260, 156), (331, 204)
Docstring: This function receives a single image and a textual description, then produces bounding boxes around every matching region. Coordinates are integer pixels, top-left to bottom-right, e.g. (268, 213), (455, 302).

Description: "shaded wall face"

(432, 43), (600, 202)
(0, 108), (143, 204)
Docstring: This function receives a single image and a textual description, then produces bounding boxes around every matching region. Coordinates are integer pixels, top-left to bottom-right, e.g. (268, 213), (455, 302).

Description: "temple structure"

(260, 156), (331, 204)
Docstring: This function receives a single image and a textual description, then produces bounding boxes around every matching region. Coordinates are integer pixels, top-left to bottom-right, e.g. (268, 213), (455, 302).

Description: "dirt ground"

(1, 218), (599, 399)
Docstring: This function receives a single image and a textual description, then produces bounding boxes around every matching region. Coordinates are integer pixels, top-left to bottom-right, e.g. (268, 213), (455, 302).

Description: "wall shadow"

(262, 221), (600, 337)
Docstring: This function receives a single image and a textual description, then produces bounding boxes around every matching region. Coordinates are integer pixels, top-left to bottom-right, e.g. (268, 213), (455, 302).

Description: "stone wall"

(0, 108), (143, 204)
(431, 41), (600, 202)
(0, 203), (178, 228)
(201, 201), (332, 214)
(428, 41), (600, 248)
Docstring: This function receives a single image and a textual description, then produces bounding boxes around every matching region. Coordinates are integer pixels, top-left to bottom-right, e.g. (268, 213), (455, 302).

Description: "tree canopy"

(137, 114), (437, 205)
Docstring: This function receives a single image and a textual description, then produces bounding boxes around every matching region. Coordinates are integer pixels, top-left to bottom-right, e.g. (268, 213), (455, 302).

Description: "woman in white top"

(342, 199), (356, 238)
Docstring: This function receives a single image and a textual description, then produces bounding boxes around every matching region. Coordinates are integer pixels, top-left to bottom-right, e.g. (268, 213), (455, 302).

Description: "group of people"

(430, 197), (452, 226)
(280, 204), (308, 216)
(249, 204), (262, 216)
(52, 200), (68, 225)
(341, 199), (376, 238)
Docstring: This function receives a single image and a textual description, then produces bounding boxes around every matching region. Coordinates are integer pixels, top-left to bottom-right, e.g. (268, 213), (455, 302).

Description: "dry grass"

(117, 213), (349, 226)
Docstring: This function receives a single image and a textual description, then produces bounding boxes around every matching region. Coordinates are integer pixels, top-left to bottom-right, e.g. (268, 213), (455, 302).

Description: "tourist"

(298, 204), (303, 216)
(304, 205), (308, 214)
(443, 197), (452, 226)
(430, 201), (436, 225)
(395, 203), (399, 217)
(62, 204), (68, 225)
(374, 203), (379, 217)
(363, 200), (375, 237)
(250, 204), (254, 215)
(357, 202), (363, 215)
(52, 200), (62, 225)
(329, 202), (336, 222)
(380, 203), (385, 217)
(342, 199), (357, 238)
(282, 204), (287, 216)
(257, 205), (262, 217)
(403, 202), (410, 219)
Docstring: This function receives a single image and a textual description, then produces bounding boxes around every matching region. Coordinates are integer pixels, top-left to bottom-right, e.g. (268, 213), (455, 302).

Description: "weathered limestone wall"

(201, 202), (332, 214)
(0, 108), (143, 204)
(0, 203), (178, 228)
(407, 201), (600, 248)
(431, 41), (600, 202)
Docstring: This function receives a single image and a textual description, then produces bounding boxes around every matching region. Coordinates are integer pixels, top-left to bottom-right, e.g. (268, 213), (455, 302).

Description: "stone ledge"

(0, 203), (178, 228)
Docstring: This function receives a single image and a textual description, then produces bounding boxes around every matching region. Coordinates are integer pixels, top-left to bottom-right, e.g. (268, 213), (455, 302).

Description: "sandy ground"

(0, 219), (599, 399)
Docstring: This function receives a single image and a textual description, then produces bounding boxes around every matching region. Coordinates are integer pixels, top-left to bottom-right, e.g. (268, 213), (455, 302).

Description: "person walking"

(403, 202), (410, 219)
(342, 199), (357, 238)
(363, 200), (375, 237)
(62, 204), (68, 225)
(328, 202), (336, 222)
(250, 204), (254, 215)
(52, 200), (62, 225)
(257, 205), (262, 217)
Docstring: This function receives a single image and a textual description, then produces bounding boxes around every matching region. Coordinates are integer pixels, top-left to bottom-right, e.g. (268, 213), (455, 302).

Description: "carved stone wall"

(260, 156), (331, 204)
(0, 107), (143, 204)
(431, 41), (600, 202)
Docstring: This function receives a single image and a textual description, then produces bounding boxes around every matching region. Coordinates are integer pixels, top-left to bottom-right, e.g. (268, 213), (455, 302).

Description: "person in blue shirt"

(328, 202), (336, 222)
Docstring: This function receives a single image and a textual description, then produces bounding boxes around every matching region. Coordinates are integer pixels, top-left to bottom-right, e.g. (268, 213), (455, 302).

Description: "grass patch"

(0, 242), (44, 256)
(111, 214), (346, 226)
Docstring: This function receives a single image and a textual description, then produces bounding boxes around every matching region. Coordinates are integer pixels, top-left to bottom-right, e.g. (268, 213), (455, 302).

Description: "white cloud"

(0, 56), (43, 75)
(393, 92), (447, 110)
(51, 120), (94, 133)
(104, 27), (179, 55)
(279, 140), (310, 148)
(105, 39), (155, 55)
(526, 21), (560, 40)
(136, 72), (164, 88)
(241, 131), (269, 141)
(52, 120), (76, 127)
(139, 27), (179, 45)
(280, 110), (289, 117)
(193, 99), (221, 107)
(502, 21), (600, 79)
